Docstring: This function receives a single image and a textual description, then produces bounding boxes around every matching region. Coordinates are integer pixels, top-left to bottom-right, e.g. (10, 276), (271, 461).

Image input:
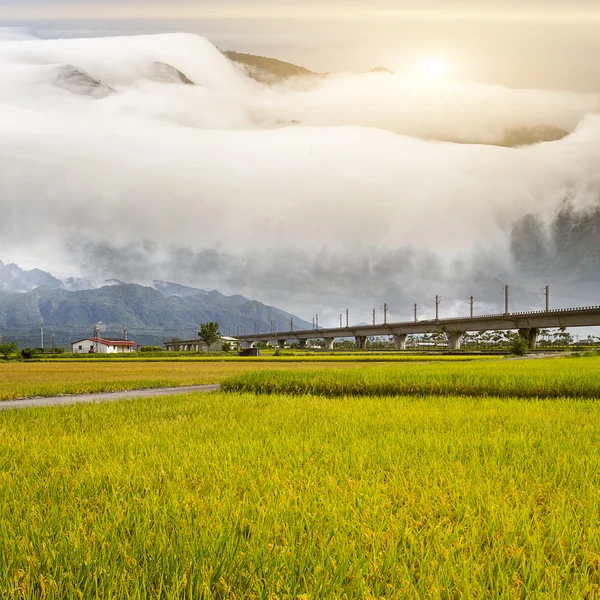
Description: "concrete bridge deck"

(238, 305), (600, 350)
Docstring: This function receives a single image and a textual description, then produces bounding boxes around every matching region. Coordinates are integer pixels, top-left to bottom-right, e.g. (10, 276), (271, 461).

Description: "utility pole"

(51, 333), (55, 352)
(40, 319), (44, 351)
(384, 303), (388, 325)
(469, 296), (475, 318)
(123, 326), (129, 341)
(290, 318), (293, 332)
(316, 314), (319, 330)
(93, 324), (100, 354)
(312, 317), (315, 330)
(413, 304), (418, 323)
(339, 314), (343, 328)
(542, 285), (550, 312)
(373, 309), (376, 326)
(435, 296), (441, 321)
(346, 309), (349, 328)
(504, 285), (509, 315)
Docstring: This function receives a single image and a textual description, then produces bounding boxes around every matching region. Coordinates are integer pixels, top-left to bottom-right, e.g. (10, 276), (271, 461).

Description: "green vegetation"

(222, 355), (600, 399)
(0, 341), (17, 359)
(20, 347), (35, 360)
(198, 321), (221, 352)
(1, 392), (600, 597)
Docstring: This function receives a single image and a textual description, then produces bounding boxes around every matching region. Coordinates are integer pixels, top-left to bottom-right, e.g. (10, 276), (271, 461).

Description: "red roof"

(72, 338), (139, 346)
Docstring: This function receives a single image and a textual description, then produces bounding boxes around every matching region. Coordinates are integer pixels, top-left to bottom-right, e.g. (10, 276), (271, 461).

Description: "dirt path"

(0, 384), (220, 411)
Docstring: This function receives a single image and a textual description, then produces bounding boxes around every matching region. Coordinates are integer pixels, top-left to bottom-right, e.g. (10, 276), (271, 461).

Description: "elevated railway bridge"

(238, 306), (600, 351)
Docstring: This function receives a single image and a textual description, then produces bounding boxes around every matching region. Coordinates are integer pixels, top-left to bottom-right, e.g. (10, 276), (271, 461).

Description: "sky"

(2, 1), (600, 91)
(0, 5), (599, 325)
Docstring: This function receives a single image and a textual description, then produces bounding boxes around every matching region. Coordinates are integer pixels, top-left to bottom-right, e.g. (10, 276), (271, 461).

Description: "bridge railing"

(240, 306), (600, 338)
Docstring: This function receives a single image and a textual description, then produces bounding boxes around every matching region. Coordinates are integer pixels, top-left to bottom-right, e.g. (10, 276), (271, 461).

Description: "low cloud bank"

(1, 31), (599, 322)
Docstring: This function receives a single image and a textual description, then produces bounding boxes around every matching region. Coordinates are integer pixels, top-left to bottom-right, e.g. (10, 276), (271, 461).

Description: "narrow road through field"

(0, 385), (220, 411)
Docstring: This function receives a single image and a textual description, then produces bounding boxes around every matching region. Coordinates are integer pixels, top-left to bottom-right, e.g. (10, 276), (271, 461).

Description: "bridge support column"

(393, 334), (408, 351)
(355, 336), (368, 351)
(519, 328), (539, 350)
(446, 331), (464, 351)
(324, 338), (335, 350)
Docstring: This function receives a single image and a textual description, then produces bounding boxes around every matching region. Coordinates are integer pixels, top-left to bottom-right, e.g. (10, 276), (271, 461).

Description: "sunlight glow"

(420, 57), (449, 80)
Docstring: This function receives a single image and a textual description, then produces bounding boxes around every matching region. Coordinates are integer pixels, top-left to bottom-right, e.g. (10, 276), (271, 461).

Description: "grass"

(222, 355), (600, 399)
(1, 392), (600, 597)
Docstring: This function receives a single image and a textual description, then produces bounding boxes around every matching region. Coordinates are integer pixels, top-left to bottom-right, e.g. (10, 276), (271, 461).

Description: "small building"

(72, 337), (139, 354)
(164, 336), (239, 352)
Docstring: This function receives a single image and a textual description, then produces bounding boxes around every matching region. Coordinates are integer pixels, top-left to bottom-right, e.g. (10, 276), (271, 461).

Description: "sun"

(420, 56), (449, 80)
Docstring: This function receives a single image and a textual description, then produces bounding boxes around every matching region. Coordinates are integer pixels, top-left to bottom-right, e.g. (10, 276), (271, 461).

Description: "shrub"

(20, 348), (35, 360)
(510, 336), (529, 357)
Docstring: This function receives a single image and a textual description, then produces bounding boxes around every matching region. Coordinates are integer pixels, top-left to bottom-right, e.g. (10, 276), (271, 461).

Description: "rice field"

(1, 392), (600, 598)
(222, 355), (600, 400)
(0, 355), (491, 401)
(34, 353), (492, 363)
(0, 360), (379, 401)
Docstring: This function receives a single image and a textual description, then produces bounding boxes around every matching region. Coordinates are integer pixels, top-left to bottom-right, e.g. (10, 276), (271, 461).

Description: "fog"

(1, 30), (599, 323)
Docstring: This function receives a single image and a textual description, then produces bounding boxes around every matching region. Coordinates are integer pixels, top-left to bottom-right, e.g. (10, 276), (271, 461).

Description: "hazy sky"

(1, 4), (600, 322)
(2, 1), (600, 91)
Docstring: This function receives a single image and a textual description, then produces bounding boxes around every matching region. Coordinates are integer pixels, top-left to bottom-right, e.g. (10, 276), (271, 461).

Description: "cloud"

(1, 31), (599, 322)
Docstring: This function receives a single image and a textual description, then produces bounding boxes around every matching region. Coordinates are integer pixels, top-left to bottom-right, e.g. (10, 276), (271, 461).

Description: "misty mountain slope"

(0, 261), (62, 293)
(0, 284), (312, 346)
(511, 201), (600, 286)
(50, 65), (114, 98)
(224, 51), (318, 83)
(146, 62), (195, 85)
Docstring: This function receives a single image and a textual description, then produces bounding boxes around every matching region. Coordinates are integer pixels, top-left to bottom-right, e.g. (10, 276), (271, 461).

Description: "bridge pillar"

(446, 331), (464, 351)
(355, 336), (368, 351)
(393, 334), (408, 351)
(519, 328), (539, 350)
(324, 338), (335, 350)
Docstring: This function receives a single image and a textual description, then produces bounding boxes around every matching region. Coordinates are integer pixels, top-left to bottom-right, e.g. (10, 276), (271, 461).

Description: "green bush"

(20, 348), (35, 360)
(510, 336), (529, 357)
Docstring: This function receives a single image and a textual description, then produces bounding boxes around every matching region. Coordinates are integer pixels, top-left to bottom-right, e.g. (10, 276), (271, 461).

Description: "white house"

(72, 337), (139, 354)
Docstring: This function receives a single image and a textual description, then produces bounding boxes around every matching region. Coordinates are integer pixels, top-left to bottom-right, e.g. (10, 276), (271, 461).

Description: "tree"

(199, 322), (221, 353)
(169, 337), (182, 351)
(21, 348), (35, 359)
(0, 342), (18, 360)
(221, 342), (233, 353)
(510, 334), (529, 356)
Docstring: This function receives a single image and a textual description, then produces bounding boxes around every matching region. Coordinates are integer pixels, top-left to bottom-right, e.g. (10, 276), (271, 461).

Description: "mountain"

(0, 283), (312, 347)
(498, 125), (568, 147)
(0, 261), (63, 293)
(224, 51), (319, 83)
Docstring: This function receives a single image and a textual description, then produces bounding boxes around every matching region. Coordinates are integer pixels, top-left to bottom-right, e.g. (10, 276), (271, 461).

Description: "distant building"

(72, 337), (139, 354)
(164, 336), (239, 352)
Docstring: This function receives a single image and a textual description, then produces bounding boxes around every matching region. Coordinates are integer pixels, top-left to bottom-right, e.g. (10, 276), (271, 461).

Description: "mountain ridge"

(0, 262), (312, 347)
